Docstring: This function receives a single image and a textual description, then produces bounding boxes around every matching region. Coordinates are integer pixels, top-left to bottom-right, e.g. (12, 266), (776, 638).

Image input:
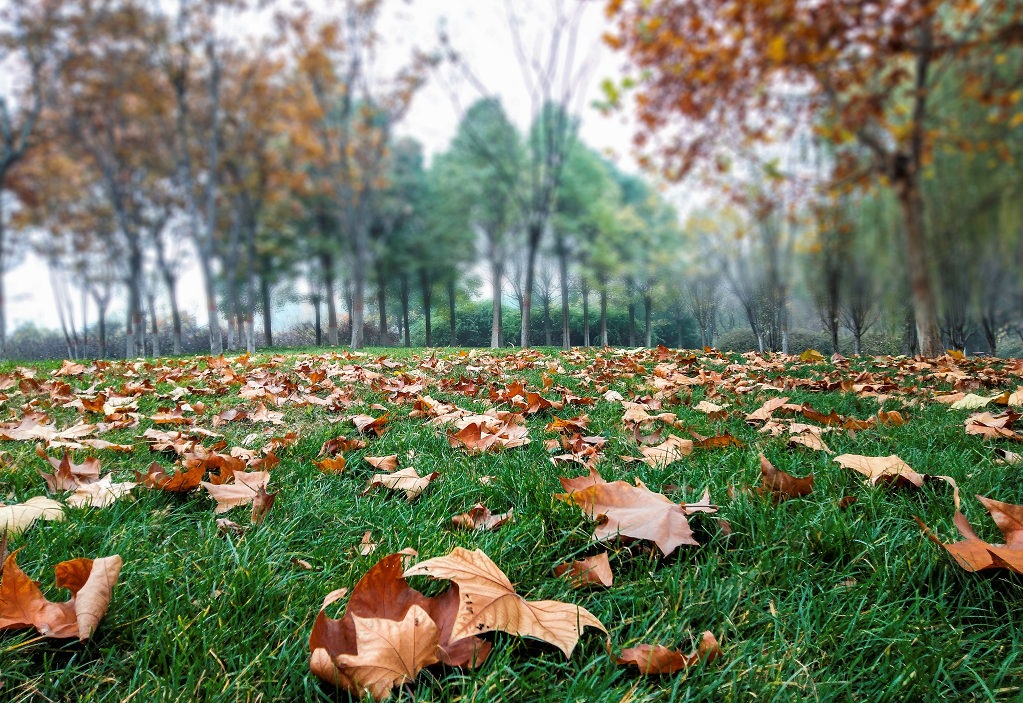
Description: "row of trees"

(3, 0), (1022, 359)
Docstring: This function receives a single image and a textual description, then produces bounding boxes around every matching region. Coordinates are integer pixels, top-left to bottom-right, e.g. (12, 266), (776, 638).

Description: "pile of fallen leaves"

(1, 347), (1021, 700)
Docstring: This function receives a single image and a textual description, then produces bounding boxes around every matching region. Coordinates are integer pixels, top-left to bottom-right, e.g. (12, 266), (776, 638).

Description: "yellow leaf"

(767, 36), (786, 63)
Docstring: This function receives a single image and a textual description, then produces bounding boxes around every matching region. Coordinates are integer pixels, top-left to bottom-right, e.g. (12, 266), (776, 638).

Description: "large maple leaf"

(404, 547), (606, 657)
(556, 477), (716, 555)
(0, 550), (122, 639)
(915, 495), (1023, 574)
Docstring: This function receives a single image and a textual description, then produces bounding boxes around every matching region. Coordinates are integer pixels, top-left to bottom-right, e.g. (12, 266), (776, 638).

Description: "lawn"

(1, 346), (1021, 702)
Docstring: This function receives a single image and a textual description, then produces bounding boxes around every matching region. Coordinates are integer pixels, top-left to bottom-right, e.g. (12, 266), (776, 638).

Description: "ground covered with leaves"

(1, 346), (1022, 702)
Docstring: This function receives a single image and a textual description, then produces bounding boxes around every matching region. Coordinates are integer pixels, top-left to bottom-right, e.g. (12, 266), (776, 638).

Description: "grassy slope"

(0, 346), (1021, 703)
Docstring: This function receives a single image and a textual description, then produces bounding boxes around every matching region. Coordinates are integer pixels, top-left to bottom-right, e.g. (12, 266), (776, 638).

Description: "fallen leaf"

(0, 496), (65, 535)
(556, 479), (715, 555)
(66, 476), (135, 509)
(314, 456), (347, 474)
(133, 460), (205, 492)
(359, 531), (378, 556)
(915, 494), (1023, 574)
(201, 471), (271, 513)
(757, 455), (814, 500)
(35, 446), (102, 492)
(365, 468), (438, 501)
(334, 605), (441, 701)
(0, 550), (122, 640)
(365, 455), (398, 472)
(404, 547), (606, 657)
(616, 631), (721, 674)
(553, 553), (613, 588)
(451, 504), (513, 532)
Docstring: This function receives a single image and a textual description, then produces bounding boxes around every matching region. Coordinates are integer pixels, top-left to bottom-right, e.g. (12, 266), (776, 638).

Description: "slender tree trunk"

(147, 292), (160, 357)
(399, 273), (410, 347)
(520, 225), (541, 348)
(260, 274), (272, 347)
(600, 287), (608, 346)
(543, 296), (552, 346)
(556, 234), (570, 350)
(350, 220), (369, 349)
(376, 273), (387, 346)
(490, 259), (503, 349)
(97, 303), (107, 359)
(312, 294), (322, 346)
(628, 301), (636, 347)
(895, 179), (942, 357)
(322, 254), (338, 346)
(582, 279), (590, 348)
(854, 331), (863, 355)
(420, 269), (432, 347)
(226, 317), (236, 350)
(447, 276), (456, 347)
(643, 294), (652, 347)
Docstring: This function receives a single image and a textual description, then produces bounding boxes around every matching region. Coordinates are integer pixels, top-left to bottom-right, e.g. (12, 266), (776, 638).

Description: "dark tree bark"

(600, 286), (609, 346)
(399, 273), (411, 347)
(377, 273), (387, 346)
(260, 274), (273, 347)
(447, 276), (457, 347)
(420, 269), (432, 347)
(581, 278), (590, 348)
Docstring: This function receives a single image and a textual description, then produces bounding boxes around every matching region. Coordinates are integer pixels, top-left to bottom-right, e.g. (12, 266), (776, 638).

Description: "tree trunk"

(581, 279), (590, 348)
(420, 269), (432, 347)
(643, 294), (652, 347)
(678, 318), (685, 348)
(520, 225), (541, 348)
(854, 332), (863, 355)
(312, 294), (322, 346)
(490, 259), (503, 349)
(147, 292), (160, 357)
(97, 303), (107, 359)
(447, 276), (456, 347)
(628, 301), (636, 347)
(556, 234), (570, 350)
(350, 221), (369, 349)
(895, 178), (942, 357)
(226, 317), (236, 350)
(600, 287), (608, 346)
(376, 273), (387, 346)
(400, 273), (411, 347)
(260, 274), (273, 347)
(543, 297), (552, 346)
(322, 254), (338, 346)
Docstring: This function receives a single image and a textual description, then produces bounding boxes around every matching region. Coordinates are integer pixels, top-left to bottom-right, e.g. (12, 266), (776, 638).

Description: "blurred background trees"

(0, 0), (1021, 359)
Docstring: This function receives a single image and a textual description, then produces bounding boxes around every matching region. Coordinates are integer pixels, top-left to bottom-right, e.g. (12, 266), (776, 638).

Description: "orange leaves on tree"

(0, 550), (122, 640)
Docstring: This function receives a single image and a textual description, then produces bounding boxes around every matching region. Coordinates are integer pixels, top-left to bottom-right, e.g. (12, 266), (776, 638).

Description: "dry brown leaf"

(133, 460), (205, 492)
(915, 494), (1023, 574)
(365, 455), (398, 472)
(35, 446), (102, 492)
(556, 479), (715, 555)
(314, 456), (347, 474)
(201, 470), (271, 514)
(450, 504), (514, 532)
(834, 454), (959, 506)
(0, 550), (122, 640)
(404, 547), (606, 658)
(0, 496), (65, 535)
(757, 455), (814, 500)
(334, 606), (441, 701)
(66, 476), (135, 509)
(616, 631), (721, 674)
(358, 531), (378, 556)
(365, 468), (438, 501)
(788, 432), (833, 453)
(553, 553), (613, 588)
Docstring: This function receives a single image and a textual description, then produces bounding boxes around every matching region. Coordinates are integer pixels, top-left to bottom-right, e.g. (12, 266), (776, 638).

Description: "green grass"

(1, 346), (1022, 702)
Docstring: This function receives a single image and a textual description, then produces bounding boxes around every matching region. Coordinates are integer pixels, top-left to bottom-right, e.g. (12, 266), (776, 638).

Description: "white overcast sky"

(7, 0), (690, 333)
